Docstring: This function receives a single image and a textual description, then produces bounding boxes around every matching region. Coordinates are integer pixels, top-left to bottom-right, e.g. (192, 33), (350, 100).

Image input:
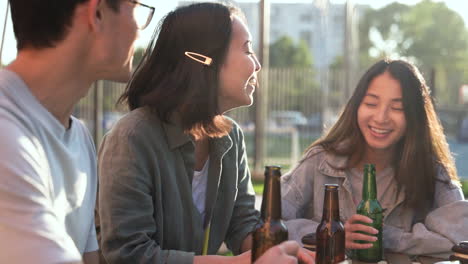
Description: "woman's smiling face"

(357, 71), (407, 154)
(218, 16), (261, 113)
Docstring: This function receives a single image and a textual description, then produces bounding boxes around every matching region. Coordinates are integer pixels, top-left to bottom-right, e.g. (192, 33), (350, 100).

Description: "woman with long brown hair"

(281, 58), (468, 259)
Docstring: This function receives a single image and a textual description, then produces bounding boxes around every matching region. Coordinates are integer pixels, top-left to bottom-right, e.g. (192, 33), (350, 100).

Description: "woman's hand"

(344, 214), (379, 249)
(297, 246), (315, 264)
(254, 241), (315, 264)
(218, 241), (316, 264)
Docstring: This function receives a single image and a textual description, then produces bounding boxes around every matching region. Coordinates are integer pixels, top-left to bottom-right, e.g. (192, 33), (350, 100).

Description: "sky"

(0, 0), (467, 65)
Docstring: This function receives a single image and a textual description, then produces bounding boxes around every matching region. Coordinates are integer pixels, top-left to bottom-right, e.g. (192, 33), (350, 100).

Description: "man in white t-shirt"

(0, 0), (153, 263)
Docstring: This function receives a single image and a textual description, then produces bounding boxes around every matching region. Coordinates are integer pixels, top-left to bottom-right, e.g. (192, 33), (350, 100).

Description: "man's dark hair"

(9, 0), (121, 50)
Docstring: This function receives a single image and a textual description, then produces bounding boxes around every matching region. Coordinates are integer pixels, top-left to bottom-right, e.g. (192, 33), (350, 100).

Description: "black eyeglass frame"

(128, 0), (155, 30)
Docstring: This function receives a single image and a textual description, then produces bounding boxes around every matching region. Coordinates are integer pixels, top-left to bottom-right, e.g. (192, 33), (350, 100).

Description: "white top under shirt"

(0, 70), (98, 263)
(192, 158), (209, 220)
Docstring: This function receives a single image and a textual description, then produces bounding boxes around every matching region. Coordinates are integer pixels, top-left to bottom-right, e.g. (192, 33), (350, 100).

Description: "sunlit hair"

(307, 58), (459, 213)
(119, 2), (247, 139)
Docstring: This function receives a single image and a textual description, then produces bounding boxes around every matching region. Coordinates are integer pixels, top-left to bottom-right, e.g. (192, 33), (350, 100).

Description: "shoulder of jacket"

(107, 107), (163, 139)
(302, 145), (327, 162)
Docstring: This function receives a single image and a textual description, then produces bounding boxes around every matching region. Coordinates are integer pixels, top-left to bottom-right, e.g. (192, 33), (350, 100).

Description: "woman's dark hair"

(119, 2), (244, 139)
(308, 58), (458, 214)
(9, 0), (121, 50)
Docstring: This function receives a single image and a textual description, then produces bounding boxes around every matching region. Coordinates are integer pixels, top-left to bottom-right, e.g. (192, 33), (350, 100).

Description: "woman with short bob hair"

(122, 2), (239, 139)
(97, 2), (314, 264)
(282, 59), (468, 260)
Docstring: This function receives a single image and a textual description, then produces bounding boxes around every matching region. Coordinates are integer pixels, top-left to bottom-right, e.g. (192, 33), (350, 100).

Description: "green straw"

(202, 221), (211, 255)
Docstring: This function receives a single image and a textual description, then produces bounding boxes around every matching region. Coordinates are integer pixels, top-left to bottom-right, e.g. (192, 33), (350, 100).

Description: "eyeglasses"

(128, 0), (155, 30)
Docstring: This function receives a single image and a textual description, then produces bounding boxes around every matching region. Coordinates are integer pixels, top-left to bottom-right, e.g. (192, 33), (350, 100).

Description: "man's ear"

(87, 0), (104, 32)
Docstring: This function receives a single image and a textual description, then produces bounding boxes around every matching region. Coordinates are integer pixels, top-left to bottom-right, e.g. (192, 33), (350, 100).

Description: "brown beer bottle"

(316, 184), (346, 264)
(251, 166), (288, 262)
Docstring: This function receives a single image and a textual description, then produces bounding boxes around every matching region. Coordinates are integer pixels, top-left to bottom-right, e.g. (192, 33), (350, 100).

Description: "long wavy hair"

(308, 59), (458, 213)
(119, 2), (245, 139)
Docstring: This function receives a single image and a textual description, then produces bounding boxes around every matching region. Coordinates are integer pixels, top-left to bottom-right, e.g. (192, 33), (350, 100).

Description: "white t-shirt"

(192, 158), (209, 220)
(0, 70), (98, 263)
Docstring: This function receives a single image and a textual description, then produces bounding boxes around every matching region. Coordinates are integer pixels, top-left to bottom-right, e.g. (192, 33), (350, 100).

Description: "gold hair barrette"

(184, 51), (213, 66)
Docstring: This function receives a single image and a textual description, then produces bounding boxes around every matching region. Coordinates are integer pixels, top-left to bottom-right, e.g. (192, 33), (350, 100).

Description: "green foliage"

(269, 36), (313, 68)
(462, 180), (468, 198)
(267, 36), (320, 115)
(358, 2), (408, 61)
(252, 179), (264, 195)
(400, 1), (467, 67)
(359, 0), (468, 105)
(329, 56), (344, 71)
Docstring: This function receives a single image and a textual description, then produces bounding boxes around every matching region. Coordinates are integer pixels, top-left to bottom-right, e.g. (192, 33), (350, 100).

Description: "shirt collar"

(162, 112), (233, 154)
(317, 142), (349, 178)
(162, 112), (192, 150)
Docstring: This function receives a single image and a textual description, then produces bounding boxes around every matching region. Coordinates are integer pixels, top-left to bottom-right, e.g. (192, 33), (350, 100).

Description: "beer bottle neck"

(362, 164), (377, 200)
(322, 189), (340, 221)
(261, 174), (282, 220)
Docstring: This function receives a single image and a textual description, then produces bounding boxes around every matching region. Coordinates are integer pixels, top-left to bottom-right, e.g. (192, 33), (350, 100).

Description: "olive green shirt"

(97, 107), (259, 264)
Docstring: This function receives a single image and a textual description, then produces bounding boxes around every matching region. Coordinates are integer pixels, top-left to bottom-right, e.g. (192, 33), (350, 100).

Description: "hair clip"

(184, 51), (213, 66)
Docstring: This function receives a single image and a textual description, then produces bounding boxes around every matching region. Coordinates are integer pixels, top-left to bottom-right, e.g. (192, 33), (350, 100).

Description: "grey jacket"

(282, 146), (468, 259)
(97, 107), (259, 264)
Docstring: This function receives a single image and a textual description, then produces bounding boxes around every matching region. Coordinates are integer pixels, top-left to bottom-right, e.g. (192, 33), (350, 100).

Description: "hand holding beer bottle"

(345, 164), (383, 262)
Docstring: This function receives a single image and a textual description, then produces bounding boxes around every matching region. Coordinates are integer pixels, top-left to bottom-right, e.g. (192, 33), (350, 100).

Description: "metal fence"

(75, 67), (349, 170)
(74, 67), (468, 178)
(74, 81), (127, 146)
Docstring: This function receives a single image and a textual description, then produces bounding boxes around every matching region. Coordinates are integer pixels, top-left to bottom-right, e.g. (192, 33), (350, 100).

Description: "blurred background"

(0, 0), (467, 195)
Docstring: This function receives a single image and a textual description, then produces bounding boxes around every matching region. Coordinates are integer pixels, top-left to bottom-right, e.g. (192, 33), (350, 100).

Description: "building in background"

(235, 0), (365, 70)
